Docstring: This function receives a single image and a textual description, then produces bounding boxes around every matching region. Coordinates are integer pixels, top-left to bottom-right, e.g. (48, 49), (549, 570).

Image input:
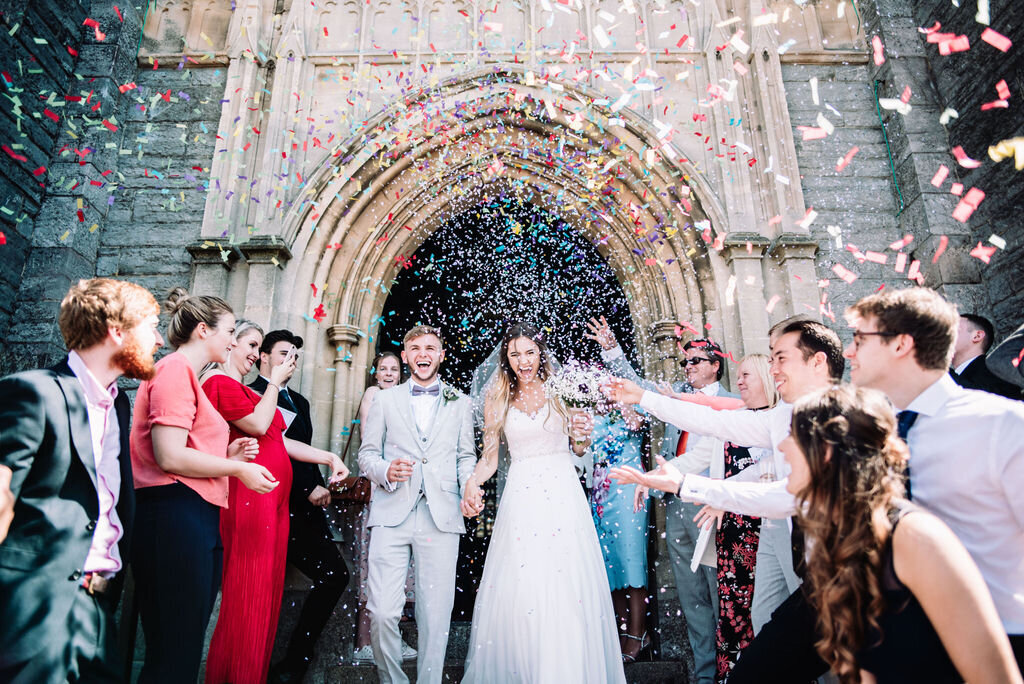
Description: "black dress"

(856, 506), (962, 683)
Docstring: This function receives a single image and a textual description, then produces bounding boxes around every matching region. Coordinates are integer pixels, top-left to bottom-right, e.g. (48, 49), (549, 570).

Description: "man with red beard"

(0, 278), (161, 683)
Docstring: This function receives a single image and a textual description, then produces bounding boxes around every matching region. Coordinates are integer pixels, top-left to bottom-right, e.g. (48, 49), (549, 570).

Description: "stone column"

(769, 233), (821, 321)
(186, 242), (242, 298)
(649, 319), (683, 383)
(327, 323), (362, 459)
(721, 234), (772, 354)
(239, 236), (291, 329)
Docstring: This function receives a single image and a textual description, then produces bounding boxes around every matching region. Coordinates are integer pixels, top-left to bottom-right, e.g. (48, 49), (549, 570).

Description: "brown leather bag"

(332, 476), (372, 503)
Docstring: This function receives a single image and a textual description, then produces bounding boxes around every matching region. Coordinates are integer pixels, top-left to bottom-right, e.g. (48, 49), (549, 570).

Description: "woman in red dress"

(201, 320), (349, 684)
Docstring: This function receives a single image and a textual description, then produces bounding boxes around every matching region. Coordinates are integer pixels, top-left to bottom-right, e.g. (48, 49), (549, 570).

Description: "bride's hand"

(461, 479), (484, 518)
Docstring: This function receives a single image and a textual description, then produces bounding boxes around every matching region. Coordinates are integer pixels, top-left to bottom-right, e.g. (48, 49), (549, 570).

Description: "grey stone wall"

(911, 0), (1024, 338)
(782, 59), (907, 327)
(95, 65), (227, 298)
(0, 0), (89, 366)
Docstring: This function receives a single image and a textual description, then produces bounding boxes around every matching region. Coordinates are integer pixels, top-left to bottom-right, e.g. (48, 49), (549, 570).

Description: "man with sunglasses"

(586, 317), (734, 684)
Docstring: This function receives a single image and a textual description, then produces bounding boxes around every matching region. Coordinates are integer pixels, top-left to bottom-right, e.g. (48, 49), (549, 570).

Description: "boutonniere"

(441, 385), (460, 405)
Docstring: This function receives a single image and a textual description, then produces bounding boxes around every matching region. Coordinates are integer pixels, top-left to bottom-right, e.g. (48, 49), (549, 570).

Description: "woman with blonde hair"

(461, 323), (626, 683)
(200, 319), (349, 683)
(780, 385), (1020, 684)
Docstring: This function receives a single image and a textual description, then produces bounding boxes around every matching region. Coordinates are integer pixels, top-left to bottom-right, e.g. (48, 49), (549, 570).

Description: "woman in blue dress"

(588, 400), (650, 663)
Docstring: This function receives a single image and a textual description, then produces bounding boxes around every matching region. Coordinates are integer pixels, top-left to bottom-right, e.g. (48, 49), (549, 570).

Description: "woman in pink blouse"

(129, 289), (275, 684)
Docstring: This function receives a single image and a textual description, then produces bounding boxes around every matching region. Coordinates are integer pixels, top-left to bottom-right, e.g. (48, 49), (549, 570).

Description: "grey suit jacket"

(357, 380), (476, 534)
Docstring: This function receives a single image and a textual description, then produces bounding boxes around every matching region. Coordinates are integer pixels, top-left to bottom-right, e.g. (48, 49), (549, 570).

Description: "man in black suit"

(251, 330), (350, 683)
(951, 314), (1022, 400)
(0, 278), (161, 683)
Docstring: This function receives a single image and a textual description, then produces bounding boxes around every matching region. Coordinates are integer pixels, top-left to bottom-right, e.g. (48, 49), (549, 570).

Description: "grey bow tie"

(411, 384), (439, 396)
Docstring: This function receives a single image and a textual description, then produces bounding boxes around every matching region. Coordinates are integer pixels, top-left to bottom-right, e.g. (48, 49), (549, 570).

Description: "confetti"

(952, 187), (985, 222)
(872, 35), (885, 65)
(988, 137), (1024, 170)
(980, 28), (1011, 52)
(930, 164), (949, 187)
(951, 146), (982, 169)
(969, 242), (997, 263)
(932, 235), (949, 263)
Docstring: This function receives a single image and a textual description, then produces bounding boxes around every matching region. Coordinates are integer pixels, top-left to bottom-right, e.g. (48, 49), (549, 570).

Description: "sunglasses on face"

(683, 357), (714, 367)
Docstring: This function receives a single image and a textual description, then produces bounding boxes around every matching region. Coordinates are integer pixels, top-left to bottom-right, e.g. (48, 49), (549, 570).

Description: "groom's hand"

(386, 458), (415, 483)
(461, 479), (484, 517)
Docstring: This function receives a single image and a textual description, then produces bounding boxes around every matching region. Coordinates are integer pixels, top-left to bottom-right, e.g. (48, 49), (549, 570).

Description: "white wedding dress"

(462, 405), (627, 683)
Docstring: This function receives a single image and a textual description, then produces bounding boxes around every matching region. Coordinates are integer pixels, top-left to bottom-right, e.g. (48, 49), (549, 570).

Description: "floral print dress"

(715, 441), (762, 682)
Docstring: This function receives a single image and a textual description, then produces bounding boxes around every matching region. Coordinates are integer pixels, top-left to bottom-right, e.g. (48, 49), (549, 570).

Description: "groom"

(358, 325), (477, 684)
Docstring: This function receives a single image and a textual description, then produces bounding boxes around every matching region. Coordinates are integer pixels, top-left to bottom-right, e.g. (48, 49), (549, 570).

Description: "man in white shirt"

(845, 288), (1024, 671)
(606, 317), (844, 682)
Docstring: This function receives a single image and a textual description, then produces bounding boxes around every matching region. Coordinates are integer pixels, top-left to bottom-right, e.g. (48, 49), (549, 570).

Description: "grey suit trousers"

(665, 496), (718, 684)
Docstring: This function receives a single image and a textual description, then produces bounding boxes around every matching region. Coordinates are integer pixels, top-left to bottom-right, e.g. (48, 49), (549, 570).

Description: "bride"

(460, 323), (627, 683)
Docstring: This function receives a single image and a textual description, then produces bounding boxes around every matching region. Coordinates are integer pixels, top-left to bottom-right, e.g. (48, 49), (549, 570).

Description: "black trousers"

(0, 588), (121, 684)
(279, 501), (350, 667)
(131, 483), (222, 684)
(728, 587), (828, 684)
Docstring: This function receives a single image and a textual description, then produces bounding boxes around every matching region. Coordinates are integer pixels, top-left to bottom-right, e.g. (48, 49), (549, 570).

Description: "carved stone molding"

(186, 241), (243, 270)
(239, 235), (292, 267)
(328, 324), (362, 364)
(769, 233), (820, 264)
(720, 233), (771, 263)
(650, 320), (681, 344)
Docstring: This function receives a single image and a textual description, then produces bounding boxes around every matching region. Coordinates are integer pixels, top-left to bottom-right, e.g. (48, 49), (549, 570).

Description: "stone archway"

(270, 67), (741, 453)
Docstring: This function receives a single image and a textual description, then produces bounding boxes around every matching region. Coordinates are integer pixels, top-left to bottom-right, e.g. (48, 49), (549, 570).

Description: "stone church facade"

(2, 0), (1020, 453)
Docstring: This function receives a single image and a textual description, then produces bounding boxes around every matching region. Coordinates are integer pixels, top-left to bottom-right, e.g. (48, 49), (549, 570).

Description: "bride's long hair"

(485, 323), (567, 439)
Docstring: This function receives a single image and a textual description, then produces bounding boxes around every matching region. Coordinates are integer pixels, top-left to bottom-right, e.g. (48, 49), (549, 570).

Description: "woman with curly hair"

(781, 384), (1020, 684)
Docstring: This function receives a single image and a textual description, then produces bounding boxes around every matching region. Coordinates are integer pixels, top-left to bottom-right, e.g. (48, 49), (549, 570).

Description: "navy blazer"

(952, 356), (1022, 401)
(0, 360), (134, 667)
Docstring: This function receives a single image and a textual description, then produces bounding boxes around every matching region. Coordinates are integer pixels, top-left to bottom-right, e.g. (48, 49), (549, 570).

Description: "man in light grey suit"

(587, 317), (734, 684)
(358, 325), (476, 684)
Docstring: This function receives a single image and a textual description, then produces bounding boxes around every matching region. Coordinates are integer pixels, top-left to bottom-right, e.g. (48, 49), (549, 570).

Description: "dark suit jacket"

(0, 360), (134, 667)
(248, 376), (324, 508)
(952, 356), (1023, 401)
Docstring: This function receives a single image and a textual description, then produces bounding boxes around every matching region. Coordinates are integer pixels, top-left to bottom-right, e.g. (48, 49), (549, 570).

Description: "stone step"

(321, 661), (687, 683)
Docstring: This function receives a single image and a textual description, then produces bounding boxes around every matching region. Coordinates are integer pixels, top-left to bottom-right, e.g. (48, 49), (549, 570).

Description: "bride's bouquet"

(545, 361), (609, 444)
(543, 360), (609, 409)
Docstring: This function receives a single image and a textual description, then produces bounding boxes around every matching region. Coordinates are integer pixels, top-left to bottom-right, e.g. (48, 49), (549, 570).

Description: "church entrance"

(377, 194), (639, 618)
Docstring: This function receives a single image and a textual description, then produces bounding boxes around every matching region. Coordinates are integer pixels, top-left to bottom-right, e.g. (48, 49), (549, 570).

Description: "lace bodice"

(504, 404), (573, 462)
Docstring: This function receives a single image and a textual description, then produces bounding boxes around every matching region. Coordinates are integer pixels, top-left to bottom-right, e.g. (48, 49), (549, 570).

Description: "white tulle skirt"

(462, 452), (627, 684)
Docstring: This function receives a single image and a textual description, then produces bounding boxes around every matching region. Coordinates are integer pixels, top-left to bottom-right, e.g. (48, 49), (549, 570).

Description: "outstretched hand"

(584, 316), (618, 351)
(609, 454), (684, 495)
(601, 376), (644, 406)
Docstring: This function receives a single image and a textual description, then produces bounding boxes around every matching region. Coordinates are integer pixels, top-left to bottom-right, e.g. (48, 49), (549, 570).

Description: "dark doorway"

(377, 195), (638, 619)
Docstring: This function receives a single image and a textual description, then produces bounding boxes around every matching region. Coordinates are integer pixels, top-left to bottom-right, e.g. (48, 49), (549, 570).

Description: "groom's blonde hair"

(403, 324), (444, 348)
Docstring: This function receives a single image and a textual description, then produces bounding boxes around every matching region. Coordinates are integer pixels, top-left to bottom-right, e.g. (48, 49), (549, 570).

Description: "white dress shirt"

(67, 351), (124, 577)
(639, 390), (798, 519)
(954, 355), (979, 376)
(410, 379), (441, 435)
(901, 374), (1024, 633)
